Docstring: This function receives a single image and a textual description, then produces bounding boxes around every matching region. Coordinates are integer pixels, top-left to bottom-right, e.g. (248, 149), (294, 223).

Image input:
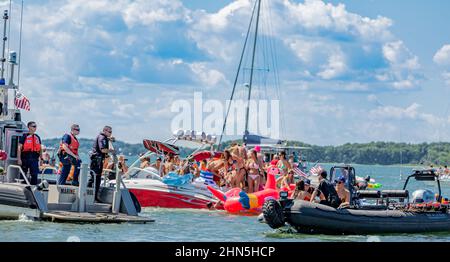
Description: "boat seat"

(381, 190), (409, 198)
(357, 190), (381, 199)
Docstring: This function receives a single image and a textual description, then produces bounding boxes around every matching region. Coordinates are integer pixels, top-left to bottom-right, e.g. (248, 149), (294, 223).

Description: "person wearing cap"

(57, 124), (81, 186)
(89, 125), (115, 201)
(310, 170), (341, 208)
(335, 176), (350, 208)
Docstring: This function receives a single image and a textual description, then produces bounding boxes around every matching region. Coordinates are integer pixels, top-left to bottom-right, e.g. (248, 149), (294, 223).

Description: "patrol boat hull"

(264, 200), (450, 235)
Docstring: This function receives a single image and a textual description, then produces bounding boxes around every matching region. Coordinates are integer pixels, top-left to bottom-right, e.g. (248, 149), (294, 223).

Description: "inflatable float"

(207, 167), (280, 214)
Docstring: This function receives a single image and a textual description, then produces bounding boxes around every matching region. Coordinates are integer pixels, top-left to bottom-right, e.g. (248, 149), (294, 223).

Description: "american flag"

(293, 165), (309, 178)
(15, 92), (30, 111)
(309, 165), (323, 176)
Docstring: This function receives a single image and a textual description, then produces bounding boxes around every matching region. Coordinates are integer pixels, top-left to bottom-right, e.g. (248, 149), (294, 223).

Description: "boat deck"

(43, 211), (154, 224)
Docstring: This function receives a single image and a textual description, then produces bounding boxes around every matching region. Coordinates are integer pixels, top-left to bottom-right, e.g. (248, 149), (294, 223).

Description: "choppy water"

(1, 163), (450, 242)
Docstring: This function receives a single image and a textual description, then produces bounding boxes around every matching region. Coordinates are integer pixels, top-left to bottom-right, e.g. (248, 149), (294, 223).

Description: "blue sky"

(2, 0), (450, 145)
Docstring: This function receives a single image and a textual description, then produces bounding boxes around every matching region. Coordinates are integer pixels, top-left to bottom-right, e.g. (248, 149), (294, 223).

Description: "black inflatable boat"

(263, 167), (450, 234)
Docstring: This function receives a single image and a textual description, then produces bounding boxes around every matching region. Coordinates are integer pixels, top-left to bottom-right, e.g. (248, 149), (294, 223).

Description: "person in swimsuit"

(246, 149), (261, 193)
(293, 179), (313, 201)
(230, 145), (247, 189)
(335, 176), (350, 208)
(277, 151), (291, 176)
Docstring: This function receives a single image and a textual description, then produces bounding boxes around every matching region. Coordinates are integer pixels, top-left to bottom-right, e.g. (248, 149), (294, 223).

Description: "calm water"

(1, 163), (450, 242)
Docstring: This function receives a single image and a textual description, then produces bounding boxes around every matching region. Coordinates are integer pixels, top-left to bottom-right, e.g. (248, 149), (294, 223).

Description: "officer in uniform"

(17, 121), (42, 185)
(57, 124), (81, 186)
(88, 126), (115, 201)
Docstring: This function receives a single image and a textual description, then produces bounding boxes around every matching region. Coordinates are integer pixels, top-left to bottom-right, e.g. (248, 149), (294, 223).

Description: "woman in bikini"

(292, 179), (313, 201)
(246, 150), (261, 193)
(277, 151), (291, 176)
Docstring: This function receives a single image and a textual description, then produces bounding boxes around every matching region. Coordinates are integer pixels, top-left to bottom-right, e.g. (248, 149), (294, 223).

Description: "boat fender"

(262, 199), (285, 229)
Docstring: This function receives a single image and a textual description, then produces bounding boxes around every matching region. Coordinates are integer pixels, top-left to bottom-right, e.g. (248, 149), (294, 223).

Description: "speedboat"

(108, 130), (225, 209)
(263, 167), (450, 234)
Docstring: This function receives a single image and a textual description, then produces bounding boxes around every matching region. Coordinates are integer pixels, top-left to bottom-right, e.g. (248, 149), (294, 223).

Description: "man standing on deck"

(57, 124), (81, 186)
(88, 126), (115, 201)
(17, 121), (42, 185)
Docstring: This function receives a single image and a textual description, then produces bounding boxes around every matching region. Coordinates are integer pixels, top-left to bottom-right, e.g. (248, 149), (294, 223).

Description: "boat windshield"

(126, 167), (162, 180)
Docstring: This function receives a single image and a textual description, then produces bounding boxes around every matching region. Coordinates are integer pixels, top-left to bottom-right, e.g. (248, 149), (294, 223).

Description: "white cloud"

(6, 0), (428, 144)
(433, 44), (450, 65)
(317, 51), (347, 79)
(442, 71), (450, 86)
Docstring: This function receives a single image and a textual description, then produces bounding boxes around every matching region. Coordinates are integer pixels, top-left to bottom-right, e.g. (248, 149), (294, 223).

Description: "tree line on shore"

(43, 138), (450, 166)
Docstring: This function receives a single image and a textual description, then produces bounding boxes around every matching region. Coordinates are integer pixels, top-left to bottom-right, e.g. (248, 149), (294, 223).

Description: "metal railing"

(7, 164), (30, 186)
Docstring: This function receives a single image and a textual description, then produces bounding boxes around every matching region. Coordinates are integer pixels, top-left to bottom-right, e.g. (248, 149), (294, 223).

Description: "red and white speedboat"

(110, 130), (225, 209)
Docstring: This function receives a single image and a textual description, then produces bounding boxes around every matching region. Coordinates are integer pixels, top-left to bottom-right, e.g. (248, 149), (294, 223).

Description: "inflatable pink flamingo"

(207, 167), (280, 214)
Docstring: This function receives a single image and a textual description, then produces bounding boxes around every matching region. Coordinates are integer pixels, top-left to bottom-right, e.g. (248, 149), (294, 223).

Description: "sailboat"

(218, 0), (284, 149)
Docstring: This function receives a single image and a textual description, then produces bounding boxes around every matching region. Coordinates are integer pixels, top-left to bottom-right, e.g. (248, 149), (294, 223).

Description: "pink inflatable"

(207, 167), (280, 214)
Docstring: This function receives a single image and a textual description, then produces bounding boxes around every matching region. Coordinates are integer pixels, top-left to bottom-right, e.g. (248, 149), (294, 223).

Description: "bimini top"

(143, 139), (179, 155)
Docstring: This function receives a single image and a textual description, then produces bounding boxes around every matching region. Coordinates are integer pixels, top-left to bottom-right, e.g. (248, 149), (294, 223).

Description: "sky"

(1, 0), (450, 145)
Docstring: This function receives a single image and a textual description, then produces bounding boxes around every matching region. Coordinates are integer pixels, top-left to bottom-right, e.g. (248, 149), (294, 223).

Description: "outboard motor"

(411, 189), (435, 203)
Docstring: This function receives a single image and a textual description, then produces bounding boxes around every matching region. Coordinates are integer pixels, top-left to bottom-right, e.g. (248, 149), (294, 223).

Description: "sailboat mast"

(244, 0), (261, 134)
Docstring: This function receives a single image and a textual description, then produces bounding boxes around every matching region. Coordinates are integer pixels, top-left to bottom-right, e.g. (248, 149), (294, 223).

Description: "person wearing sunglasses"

(88, 125), (115, 202)
(17, 121), (42, 185)
(335, 176), (350, 208)
(57, 124), (81, 186)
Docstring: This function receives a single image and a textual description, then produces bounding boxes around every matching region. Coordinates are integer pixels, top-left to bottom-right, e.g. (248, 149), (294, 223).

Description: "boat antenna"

(1, 8), (8, 84)
(217, 0), (258, 149)
(17, 0), (23, 87)
(244, 0), (262, 134)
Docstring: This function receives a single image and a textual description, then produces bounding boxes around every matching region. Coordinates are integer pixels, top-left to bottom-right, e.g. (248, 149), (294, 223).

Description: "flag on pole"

(293, 165), (309, 178)
(14, 91), (30, 111)
(309, 165), (323, 176)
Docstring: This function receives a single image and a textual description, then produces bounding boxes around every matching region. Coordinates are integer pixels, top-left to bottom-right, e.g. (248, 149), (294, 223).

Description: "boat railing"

(39, 166), (57, 183)
(7, 164), (31, 186)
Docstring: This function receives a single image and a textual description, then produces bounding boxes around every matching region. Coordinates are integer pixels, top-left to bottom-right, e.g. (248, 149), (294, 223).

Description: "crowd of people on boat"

(135, 141), (355, 209)
(16, 121), (364, 208)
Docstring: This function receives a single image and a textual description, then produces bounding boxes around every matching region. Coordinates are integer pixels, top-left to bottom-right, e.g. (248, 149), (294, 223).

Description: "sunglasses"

(338, 181), (344, 184)
(73, 128), (80, 131)
(30, 125), (37, 128)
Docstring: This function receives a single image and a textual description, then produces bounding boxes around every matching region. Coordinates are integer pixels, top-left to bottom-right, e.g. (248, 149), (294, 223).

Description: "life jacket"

(59, 133), (79, 155)
(22, 134), (41, 153)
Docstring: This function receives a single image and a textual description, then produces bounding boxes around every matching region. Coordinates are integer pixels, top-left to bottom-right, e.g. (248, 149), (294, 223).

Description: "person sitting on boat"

(335, 176), (350, 208)
(57, 124), (81, 186)
(356, 175), (370, 190)
(163, 154), (176, 176)
(310, 170), (341, 208)
(139, 155), (151, 169)
(150, 157), (163, 175)
(105, 155), (129, 180)
(17, 121), (42, 185)
(293, 179), (313, 201)
(41, 145), (51, 165)
(277, 169), (295, 190)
